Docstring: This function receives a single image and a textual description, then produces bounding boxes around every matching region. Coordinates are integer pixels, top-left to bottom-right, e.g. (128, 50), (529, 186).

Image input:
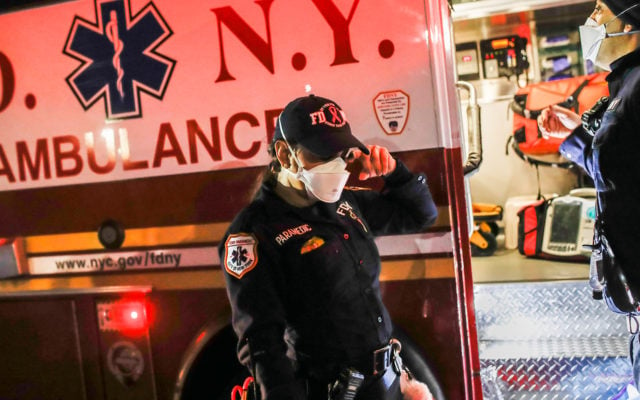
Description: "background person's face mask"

(580, 5), (640, 64)
(579, 17), (607, 64)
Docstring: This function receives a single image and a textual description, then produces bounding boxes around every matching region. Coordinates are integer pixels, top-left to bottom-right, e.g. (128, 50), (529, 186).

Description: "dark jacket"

(560, 49), (640, 290)
(219, 160), (437, 399)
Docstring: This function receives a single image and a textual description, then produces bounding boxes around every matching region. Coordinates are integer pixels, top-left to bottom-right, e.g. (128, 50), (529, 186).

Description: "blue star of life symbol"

(64, 0), (175, 120)
(231, 246), (249, 266)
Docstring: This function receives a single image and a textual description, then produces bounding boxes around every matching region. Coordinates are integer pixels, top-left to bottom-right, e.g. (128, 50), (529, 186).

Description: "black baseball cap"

(274, 94), (369, 158)
(603, 0), (640, 28)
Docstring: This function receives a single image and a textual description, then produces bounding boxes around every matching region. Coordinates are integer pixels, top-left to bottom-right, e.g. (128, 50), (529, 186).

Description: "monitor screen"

(549, 202), (581, 243)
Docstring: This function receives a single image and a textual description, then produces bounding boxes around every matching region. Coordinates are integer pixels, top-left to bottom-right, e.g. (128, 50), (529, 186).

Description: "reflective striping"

(19, 215), (455, 281)
(28, 246), (217, 275)
(0, 285), (152, 298)
(376, 231), (453, 257)
(23, 208), (451, 254)
(431, 209), (451, 231)
(0, 256), (455, 294)
(25, 223), (229, 253)
(0, 270), (226, 293)
(380, 257), (455, 280)
(25, 230), (454, 276)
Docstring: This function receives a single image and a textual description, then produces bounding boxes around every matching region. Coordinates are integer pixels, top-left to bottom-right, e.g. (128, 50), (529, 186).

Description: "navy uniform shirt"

(219, 160), (437, 399)
(560, 49), (640, 286)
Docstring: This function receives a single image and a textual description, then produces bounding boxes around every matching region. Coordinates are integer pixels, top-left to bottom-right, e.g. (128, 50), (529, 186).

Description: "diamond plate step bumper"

(475, 281), (633, 399)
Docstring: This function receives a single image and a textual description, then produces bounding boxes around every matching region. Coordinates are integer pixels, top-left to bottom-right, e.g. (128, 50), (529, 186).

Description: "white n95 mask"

(579, 18), (606, 64)
(286, 156), (350, 203)
(278, 114), (351, 203)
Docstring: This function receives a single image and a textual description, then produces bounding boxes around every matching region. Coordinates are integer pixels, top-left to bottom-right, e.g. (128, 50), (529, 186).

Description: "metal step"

(474, 280), (633, 399)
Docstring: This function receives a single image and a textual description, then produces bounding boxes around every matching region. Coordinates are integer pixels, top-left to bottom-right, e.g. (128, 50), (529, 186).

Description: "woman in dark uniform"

(219, 94), (437, 399)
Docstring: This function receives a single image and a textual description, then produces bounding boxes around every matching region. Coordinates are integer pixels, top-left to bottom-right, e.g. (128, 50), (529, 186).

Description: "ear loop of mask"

(341, 148), (355, 161)
(603, 3), (640, 38)
(277, 115), (304, 172)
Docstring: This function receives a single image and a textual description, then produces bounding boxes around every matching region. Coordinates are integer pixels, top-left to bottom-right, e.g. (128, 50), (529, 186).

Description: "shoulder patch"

(224, 233), (258, 279)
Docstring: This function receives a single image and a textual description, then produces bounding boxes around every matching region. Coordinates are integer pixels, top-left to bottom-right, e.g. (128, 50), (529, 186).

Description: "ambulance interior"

(452, 0), (632, 398)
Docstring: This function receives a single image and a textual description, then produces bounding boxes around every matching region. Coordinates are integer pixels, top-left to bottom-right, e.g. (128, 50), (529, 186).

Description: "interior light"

(491, 38), (510, 50)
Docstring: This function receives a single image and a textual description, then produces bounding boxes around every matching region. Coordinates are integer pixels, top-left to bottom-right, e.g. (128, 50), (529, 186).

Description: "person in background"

(219, 94), (437, 399)
(538, 0), (640, 392)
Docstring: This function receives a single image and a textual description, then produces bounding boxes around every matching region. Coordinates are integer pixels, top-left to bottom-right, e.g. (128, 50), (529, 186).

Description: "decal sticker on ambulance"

(373, 90), (410, 135)
(224, 233), (258, 278)
(63, 0), (175, 119)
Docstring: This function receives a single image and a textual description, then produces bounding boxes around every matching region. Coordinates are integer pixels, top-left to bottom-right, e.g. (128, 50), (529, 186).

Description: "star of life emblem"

(224, 234), (258, 279)
(64, 0), (175, 120)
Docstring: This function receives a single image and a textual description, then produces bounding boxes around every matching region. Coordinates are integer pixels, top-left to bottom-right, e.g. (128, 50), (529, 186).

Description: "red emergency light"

(97, 299), (149, 334)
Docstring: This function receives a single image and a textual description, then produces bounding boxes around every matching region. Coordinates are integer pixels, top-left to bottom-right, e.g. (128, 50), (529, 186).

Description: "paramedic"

(219, 94), (437, 399)
(538, 0), (640, 390)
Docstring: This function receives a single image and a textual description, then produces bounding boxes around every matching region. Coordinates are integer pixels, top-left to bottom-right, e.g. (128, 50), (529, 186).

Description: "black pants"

(306, 367), (402, 400)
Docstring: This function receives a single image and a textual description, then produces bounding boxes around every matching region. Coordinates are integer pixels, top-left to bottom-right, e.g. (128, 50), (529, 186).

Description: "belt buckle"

(372, 345), (391, 376)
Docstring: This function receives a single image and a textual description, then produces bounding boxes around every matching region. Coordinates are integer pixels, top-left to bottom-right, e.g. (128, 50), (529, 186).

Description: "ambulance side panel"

(0, 1), (479, 399)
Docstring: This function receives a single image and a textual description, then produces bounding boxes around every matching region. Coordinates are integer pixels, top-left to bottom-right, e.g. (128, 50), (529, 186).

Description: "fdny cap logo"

(309, 103), (348, 128)
(64, 0), (175, 120)
(224, 233), (258, 279)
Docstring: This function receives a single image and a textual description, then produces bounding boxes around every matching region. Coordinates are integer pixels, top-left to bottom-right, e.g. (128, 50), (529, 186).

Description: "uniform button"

(377, 316), (383, 323)
(364, 287), (372, 294)
(343, 233), (349, 240)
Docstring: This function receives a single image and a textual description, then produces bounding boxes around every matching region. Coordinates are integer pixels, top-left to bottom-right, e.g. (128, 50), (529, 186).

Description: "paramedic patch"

(224, 234), (258, 278)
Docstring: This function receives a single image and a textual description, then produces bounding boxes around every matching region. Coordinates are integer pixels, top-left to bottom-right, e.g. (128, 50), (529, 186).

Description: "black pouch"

(600, 234), (640, 315)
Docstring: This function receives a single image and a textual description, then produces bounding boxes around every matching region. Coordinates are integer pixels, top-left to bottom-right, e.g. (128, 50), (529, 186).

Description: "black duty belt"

(301, 343), (394, 381)
(348, 344), (393, 376)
